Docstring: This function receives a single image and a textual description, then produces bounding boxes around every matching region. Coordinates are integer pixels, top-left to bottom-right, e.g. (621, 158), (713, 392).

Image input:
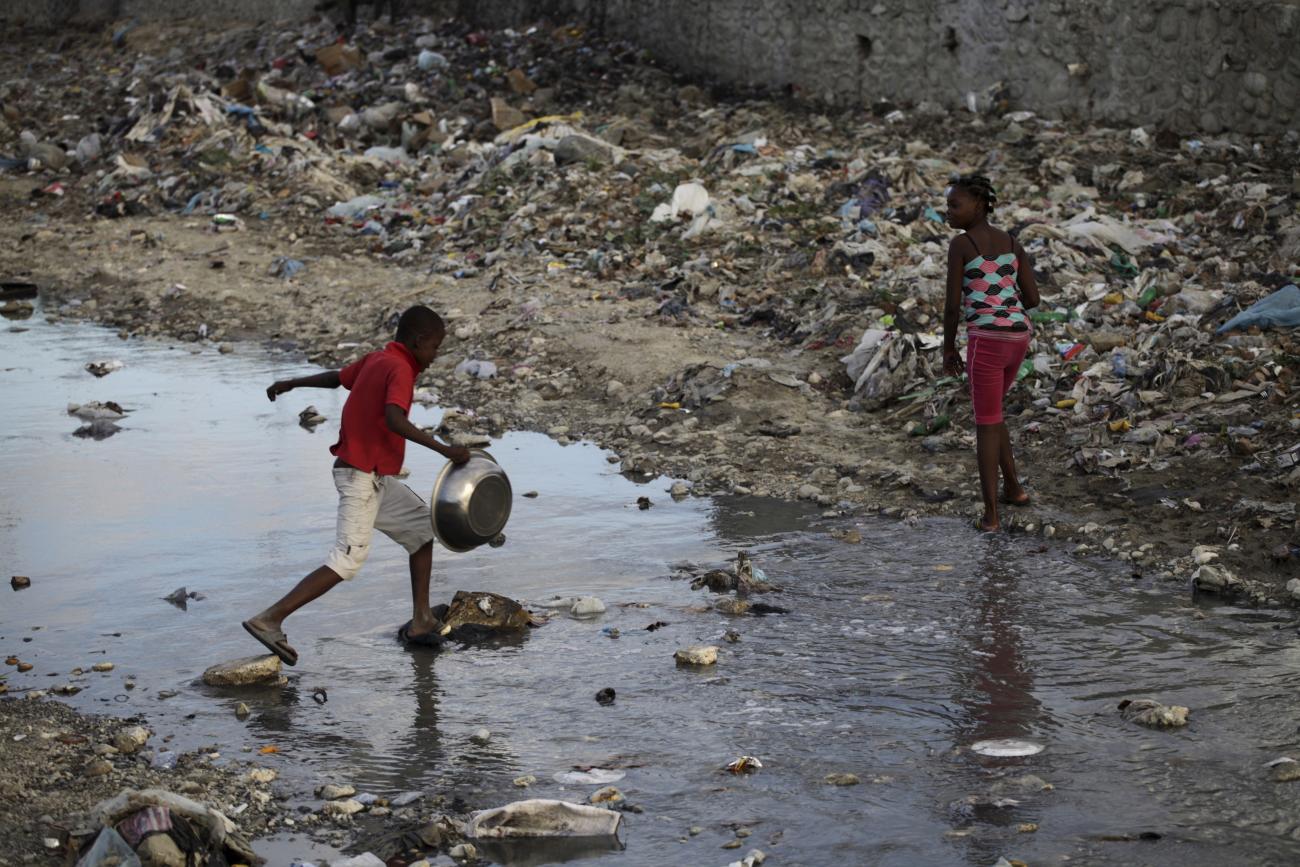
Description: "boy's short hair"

(395, 305), (445, 342)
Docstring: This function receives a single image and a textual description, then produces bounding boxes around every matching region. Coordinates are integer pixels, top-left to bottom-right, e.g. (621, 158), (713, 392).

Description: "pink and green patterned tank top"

(961, 233), (1029, 332)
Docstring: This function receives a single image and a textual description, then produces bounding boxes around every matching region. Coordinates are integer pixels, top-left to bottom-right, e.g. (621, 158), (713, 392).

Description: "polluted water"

(3, 309), (1300, 866)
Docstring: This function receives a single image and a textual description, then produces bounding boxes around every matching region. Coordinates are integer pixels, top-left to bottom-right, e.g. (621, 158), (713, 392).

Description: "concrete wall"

(4, 0), (1296, 133)
(0, 0), (453, 25)
(0, 0), (315, 23)
(459, 0), (1300, 134)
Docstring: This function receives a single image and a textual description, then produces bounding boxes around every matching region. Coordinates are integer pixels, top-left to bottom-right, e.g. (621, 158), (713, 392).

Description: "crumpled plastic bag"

(455, 359), (498, 380)
(650, 182), (709, 223)
(75, 827), (141, 867)
(1216, 284), (1300, 334)
(465, 799), (623, 839)
(326, 194), (389, 220)
(842, 328), (890, 389)
(1052, 209), (1177, 253)
(841, 329), (942, 406)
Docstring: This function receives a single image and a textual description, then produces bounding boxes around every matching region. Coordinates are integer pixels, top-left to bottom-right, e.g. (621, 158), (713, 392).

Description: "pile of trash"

(3, 13), (1296, 399)
(1, 10), (1296, 584)
(75, 788), (262, 866)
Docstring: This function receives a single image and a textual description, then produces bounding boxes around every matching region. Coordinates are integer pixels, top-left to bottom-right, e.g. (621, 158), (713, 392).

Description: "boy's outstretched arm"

(385, 404), (471, 464)
(267, 370), (342, 401)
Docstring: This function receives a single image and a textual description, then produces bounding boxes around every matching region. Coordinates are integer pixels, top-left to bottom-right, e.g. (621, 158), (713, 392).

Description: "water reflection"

(958, 549), (1041, 745)
(946, 545), (1046, 865)
(399, 647), (446, 779)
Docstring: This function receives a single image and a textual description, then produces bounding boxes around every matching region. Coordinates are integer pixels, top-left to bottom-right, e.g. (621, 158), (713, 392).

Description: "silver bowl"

(430, 449), (512, 552)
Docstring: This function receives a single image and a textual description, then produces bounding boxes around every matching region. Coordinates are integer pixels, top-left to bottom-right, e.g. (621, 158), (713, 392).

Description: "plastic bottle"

(1112, 351), (1127, 378)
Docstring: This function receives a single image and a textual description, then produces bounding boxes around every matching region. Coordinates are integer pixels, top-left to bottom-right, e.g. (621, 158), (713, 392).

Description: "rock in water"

(588, 786), (623, 806)
(1118, 698), (1189, 728)
(714, 598), (750, 615)
(10, 575), (31, 591)
(113, 726), (150, 754)
(825, 773), (861, 786)
(674, 645), (719, 666)
(201, 655), (284, 687)
(317, 783), (357, 800)
(1271, 760), (1300, 783)
(323, 798), (364, 817)
(441, 590), (542, 634)
(570, 596), (606, 617)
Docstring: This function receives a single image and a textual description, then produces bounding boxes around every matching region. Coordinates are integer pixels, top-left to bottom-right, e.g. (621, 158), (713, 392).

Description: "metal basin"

(430, 449), (512, 552)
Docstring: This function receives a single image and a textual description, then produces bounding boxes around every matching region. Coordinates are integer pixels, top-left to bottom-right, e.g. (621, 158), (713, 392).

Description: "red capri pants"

(966, 328), (1031, 425)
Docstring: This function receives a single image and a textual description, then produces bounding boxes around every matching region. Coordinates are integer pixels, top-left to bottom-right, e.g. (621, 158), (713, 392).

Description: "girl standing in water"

(942, 175), (1040, 531)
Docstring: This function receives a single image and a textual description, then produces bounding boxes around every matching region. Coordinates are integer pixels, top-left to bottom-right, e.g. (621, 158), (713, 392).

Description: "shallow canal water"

(3, 309), (1299, 866)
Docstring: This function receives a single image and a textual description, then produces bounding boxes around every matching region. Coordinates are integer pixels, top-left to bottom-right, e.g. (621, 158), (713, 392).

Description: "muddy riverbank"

(3, 204), (1296, 607)
(1, 14), (1296, 605)
(0, 697), (283, 865)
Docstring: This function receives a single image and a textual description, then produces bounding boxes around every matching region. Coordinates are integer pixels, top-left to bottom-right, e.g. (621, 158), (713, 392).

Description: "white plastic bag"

(466, 799), (623, 839)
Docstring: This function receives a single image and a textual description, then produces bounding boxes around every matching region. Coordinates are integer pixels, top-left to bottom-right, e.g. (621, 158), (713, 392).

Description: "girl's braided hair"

(952, 174), (998, 214)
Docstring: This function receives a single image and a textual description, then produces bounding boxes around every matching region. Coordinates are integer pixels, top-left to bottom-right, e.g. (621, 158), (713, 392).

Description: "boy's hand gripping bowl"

(430, 449), (512, 552)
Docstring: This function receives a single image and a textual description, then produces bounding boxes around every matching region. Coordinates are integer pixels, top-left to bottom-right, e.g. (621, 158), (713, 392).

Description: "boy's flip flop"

(242, 620), (298, 666)
(398, 620), (447, 649)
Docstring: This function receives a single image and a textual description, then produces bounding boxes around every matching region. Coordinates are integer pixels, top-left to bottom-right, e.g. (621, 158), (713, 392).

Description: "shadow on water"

(5, 311), (1300, 866)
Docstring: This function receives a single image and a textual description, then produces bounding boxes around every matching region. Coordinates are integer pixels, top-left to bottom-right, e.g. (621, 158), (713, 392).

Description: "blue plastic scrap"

(270, 257), (306, 280)
(180, 191), (206, 215)
(1216, 284), (1300, 334)
(226, 104), (264, 133)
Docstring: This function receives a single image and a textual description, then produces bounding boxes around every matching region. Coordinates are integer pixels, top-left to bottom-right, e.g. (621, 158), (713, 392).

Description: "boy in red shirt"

(243, 305), (469, 665)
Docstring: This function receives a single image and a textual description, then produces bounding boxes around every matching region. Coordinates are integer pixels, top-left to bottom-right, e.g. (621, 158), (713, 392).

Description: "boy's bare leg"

(406, 541), (439, 637)
(248, 566), (343, 630)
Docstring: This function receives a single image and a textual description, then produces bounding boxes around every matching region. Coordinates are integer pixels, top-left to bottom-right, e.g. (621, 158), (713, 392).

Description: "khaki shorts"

(324, 468), (435, 581)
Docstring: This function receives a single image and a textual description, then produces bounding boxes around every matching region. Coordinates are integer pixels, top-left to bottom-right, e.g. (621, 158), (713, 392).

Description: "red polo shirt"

(331, 341), (419, 475)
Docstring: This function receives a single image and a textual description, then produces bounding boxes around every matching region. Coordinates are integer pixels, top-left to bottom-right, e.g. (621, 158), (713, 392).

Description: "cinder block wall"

(6, 0), (1296, 133)
(459, 0), (1300, 134)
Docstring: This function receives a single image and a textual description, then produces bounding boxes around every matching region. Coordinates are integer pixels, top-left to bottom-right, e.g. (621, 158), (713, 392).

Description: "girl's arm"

(1014, 239), (1041, 309)
(266, 370), (342, 401)
(942, 239), (966, 375)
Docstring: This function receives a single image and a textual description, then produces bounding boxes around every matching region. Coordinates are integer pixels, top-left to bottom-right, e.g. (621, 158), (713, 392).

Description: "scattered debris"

(85, 359), (124, 378)
(299, 405), (327, 428)
(675, 645), (719, 666)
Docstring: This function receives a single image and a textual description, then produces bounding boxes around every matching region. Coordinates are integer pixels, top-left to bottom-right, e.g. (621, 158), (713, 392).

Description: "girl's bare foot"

(976, 515), (1000, 532)
(1002, 487), (1030, 506)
